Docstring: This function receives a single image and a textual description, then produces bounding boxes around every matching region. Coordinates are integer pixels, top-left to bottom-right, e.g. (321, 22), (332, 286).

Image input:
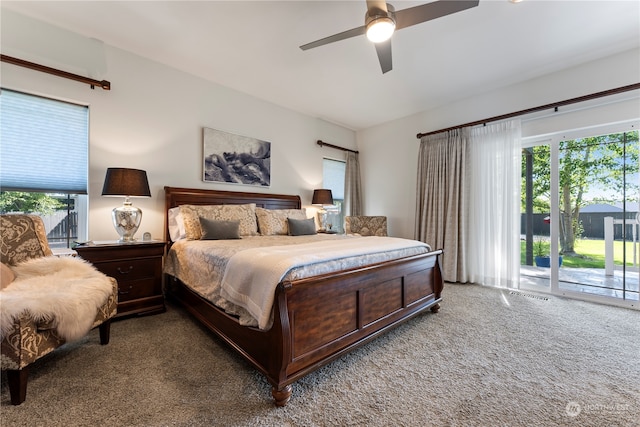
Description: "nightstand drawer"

(98, 258), (159, 282)
(117, 278), (159, 302)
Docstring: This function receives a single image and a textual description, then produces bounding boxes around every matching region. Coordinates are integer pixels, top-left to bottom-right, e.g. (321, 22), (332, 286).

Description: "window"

(322, 158), (345, 233)
(0, 89), (89, 248)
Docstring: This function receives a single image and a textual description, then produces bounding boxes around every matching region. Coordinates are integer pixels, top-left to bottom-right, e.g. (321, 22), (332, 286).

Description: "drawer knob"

(117, 265), (134, 274)
(119, 285), (133, 295)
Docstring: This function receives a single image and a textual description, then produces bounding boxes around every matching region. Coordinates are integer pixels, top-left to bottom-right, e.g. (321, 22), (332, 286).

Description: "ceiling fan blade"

(374, 39), (393, 74)
(366, 0), (389, 14)
(395, 0), (479, 30)
(300, 26), (366, 51)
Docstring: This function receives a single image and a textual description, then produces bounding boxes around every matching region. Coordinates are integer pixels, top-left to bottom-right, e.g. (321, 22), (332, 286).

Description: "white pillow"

(168, 207), (187, 241)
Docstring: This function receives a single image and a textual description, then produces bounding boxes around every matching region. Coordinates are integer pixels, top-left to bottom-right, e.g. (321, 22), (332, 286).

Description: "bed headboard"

(164, 186), (302, 243)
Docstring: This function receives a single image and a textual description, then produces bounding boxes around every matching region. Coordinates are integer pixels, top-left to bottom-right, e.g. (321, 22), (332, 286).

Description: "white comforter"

(220, 237), (430, 329)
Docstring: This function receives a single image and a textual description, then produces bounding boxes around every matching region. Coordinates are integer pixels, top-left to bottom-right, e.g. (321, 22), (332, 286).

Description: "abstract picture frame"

(202, 127), (271, 187)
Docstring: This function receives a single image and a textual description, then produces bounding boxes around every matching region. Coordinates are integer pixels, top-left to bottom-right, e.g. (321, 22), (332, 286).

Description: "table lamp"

(312, 189), (334, 231)
(101, 168), (151, 242)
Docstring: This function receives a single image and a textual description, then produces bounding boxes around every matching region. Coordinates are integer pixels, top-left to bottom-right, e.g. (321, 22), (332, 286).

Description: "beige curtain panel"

(414, 128), (469, 282)
(344, 151), (363, 216)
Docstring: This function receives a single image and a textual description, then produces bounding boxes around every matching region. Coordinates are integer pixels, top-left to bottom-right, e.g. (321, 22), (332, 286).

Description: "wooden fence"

(40, 211), (78, 248)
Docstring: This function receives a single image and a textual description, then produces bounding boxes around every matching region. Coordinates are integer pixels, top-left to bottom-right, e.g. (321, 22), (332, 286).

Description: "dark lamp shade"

(101, 168), (151, 197)
(312, 189), (333, 205)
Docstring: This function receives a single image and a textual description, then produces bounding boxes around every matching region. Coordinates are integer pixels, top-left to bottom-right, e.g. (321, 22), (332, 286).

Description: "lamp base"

(111, 201), (142, 242)
(316, 208), (328, 232)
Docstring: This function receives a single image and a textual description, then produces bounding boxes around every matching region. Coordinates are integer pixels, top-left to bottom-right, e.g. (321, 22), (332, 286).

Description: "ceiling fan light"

(366, 17), (395, 43)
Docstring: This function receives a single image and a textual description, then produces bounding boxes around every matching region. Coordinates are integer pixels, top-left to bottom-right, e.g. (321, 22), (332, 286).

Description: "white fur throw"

(0, 256), (113, 342)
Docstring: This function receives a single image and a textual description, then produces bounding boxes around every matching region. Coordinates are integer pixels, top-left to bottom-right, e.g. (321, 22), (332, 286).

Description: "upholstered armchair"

(344, 216), (388, 237)
(0, 214), (118, 405)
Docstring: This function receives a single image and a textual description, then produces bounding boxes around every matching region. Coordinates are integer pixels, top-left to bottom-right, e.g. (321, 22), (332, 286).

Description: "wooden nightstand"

(75, 240), (166, 318)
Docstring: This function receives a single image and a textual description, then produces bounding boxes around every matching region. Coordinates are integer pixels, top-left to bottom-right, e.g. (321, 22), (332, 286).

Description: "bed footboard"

(271, 250), (443, 403)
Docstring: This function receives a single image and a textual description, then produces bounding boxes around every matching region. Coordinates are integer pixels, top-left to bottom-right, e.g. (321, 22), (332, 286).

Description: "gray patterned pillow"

(256, 207), (307, 235)
(180, 204), (258, 239)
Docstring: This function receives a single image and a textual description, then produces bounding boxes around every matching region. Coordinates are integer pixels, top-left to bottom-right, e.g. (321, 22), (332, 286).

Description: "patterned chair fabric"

(0, 214), (118, 405)
(345, 216), (388, 237)
(0, 214), (53, 266)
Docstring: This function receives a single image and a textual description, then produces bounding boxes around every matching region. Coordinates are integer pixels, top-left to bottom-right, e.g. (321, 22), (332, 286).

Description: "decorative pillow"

(167, 207), (187, 242)
(180, 204), (258, 239)
(287, 217), (317, 236)
(199, 218), (241, 240)
(256, 207), (308, 235)
(0, 263), (15, 289)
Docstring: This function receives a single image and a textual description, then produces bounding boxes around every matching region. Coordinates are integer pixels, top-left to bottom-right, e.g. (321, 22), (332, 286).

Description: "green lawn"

(521, 239), (639, 268)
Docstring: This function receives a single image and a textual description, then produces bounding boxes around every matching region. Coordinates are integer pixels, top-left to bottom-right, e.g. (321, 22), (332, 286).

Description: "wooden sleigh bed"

(163, 186), (444, 406)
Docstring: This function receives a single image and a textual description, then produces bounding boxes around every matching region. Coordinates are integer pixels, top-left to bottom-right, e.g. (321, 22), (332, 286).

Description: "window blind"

(322, 158), (345, 200)
(0, 89), (88, 193)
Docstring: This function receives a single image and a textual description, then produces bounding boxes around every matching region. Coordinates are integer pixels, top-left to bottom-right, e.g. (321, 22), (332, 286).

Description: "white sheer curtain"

(467, 119), (522, 287)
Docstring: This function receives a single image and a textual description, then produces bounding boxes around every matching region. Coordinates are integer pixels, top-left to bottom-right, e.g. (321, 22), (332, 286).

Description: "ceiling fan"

(300, 0), (480, 74)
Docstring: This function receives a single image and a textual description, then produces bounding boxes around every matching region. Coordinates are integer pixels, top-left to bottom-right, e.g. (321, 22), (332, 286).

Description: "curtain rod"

(317, 140), (359, 154)
(1, 54), (111, 90)
(416, 82), (640, 139)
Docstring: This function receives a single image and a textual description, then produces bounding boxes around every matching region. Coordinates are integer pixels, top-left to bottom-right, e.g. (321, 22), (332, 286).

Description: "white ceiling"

(3, 1), (639, 130)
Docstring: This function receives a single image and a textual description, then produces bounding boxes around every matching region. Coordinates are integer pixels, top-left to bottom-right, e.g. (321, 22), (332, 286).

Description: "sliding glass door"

(520, 127), (639, 306)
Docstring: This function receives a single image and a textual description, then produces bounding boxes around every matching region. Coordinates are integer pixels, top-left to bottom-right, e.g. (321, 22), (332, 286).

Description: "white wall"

(357, 48), (640, 239)
(1, 11), (356, 241)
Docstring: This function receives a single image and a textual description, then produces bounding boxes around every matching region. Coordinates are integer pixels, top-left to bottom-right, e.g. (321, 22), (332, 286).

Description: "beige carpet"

(1, 284), (638, 426)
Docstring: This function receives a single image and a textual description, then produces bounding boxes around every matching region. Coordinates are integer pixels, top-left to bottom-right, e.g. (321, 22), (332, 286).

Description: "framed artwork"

(203, 127), (271, 187)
